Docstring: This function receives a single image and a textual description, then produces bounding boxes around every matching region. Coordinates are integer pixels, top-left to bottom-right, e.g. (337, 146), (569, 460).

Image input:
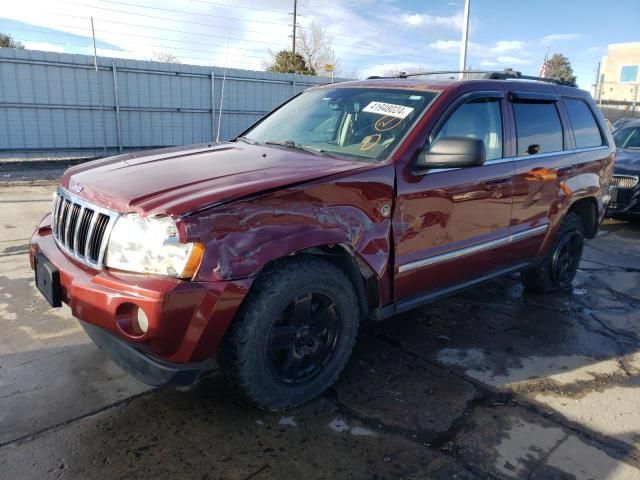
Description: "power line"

(99, 0), (293, 27)
(37, 12), (456, 67)
(60, 0), (441, 52)
(182, 0), (299, 16)
(58, 2), (289, 33)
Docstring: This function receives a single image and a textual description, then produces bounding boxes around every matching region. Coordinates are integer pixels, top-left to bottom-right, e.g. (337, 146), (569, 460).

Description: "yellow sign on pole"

(324, 64), (334, 73)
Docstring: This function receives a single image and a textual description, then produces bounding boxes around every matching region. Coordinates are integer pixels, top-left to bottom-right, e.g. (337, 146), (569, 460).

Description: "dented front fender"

(183, 165), (396, 288)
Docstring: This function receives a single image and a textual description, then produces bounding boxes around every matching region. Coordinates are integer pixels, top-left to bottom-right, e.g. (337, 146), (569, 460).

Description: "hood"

(61, 143), (368, 216)
(614, 148), (640, 175)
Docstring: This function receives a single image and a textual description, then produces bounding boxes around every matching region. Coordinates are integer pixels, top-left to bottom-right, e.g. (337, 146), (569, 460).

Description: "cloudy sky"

(1, 0), (638, 88)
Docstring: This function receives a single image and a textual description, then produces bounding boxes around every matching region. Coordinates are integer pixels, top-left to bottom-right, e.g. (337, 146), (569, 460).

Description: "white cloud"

(0, 0), (537, 78)
(490, 40), (525, 54)
(541, 33), (581, 43)
(495, 56), (531, 65)
(429, 40), (462, 52)
(21, 41), (68, 53)
(400, 12), (463, 30)
(429, 39), (528, 69)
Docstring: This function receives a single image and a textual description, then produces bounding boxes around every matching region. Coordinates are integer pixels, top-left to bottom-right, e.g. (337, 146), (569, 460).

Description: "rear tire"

(218, 255), (359, 411)
(521, 211), (585, 293)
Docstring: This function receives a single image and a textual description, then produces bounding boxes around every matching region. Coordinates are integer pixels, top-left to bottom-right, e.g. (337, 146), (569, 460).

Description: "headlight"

(105, 214), (204, 278)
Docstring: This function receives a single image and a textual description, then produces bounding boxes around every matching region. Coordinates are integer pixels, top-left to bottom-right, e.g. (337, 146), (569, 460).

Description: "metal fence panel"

(0, 48), (333, 159)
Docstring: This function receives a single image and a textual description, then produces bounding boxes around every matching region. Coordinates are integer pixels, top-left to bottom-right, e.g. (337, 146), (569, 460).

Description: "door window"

(512, 102), (563, 155)
(564, 99), (604, 148)
(433, 98), (503, 160)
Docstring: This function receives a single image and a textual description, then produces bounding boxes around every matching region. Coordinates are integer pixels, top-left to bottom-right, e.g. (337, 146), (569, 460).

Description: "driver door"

(393, 91), (516, 300)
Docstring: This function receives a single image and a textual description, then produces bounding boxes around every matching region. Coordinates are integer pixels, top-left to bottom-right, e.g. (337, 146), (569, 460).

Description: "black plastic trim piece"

(81, 322), (214, 386)
(509, 91), (559, 103)
(371, 260), (538, 321)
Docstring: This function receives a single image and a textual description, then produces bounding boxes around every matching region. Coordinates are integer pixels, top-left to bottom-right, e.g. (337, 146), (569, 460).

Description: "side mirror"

(416, 137), (486, 169)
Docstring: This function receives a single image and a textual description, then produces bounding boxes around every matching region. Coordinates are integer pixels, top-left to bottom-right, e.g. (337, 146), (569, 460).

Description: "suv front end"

(29, 187), (251, 386)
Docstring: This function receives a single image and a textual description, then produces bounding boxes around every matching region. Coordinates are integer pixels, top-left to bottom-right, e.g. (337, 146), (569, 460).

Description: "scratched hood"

(614, 148), (640, 175)
(60, 143), (367, 216)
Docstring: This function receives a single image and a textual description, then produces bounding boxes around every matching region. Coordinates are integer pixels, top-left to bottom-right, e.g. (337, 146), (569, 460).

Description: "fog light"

(136, 307), (149, 334)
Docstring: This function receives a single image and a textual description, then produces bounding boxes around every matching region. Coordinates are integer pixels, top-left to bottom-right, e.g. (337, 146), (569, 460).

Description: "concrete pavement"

(1, 183), (640, 479)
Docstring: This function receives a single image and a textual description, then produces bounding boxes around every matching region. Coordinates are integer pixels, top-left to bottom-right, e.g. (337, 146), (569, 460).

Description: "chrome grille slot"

(50, 187), (119, 269)
(612, 175), (639, 189)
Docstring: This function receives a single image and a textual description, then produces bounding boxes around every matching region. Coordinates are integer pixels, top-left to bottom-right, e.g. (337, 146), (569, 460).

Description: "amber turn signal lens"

(180, 241), (205, 279)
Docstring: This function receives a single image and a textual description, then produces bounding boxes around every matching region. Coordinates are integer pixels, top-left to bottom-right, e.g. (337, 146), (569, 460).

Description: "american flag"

(539, 49), (549, 77)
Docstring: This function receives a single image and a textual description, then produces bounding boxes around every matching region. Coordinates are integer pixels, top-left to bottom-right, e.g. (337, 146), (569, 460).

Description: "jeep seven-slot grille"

(51, 188), (119, 268)
(612, 175), (639, 189)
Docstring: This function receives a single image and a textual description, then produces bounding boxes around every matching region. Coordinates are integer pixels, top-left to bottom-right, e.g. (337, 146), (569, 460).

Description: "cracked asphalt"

(1, 183), (640, 479)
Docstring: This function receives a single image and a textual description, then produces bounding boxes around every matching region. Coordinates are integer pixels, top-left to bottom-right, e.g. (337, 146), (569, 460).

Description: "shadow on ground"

(1, 206), (639, 478)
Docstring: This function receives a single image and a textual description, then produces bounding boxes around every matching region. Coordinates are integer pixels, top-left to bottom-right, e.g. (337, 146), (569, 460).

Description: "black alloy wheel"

(218, 255), (359, 411)
(266, 292), (341, 385)
(521, 211), (586, 293)
(550, 230), (584, 286)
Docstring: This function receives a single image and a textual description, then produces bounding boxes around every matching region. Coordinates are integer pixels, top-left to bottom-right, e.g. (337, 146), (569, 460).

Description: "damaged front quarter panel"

(182, 165), (396, 304)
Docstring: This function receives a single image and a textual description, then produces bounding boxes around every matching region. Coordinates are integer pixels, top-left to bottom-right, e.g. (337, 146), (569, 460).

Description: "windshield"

(614, 125), (640, 149)
(242, 87), (437, 161)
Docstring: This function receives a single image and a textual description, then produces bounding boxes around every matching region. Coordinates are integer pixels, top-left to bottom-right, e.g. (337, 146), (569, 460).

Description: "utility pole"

(91, 17), (107, 157)
(458, 0), (470, 78)
(292, 0), (297, 54)
(598, 74), (604, 108)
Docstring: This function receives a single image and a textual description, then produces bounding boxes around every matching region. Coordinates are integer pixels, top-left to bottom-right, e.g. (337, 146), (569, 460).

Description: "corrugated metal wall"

(0, 48), (332, 159)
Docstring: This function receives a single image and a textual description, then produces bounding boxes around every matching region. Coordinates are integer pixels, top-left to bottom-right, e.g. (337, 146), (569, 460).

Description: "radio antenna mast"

(216, 33), (230, 143)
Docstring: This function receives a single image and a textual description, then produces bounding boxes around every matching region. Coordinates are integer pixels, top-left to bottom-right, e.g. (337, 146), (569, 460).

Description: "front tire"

(521, 211), (585, 293)
(218, 255), (359, 411)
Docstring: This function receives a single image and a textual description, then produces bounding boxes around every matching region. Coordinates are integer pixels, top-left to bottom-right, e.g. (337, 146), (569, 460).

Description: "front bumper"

(608, 185), (640, 215)
(30, 217), (251, 380)
(82, 321), (212, 386)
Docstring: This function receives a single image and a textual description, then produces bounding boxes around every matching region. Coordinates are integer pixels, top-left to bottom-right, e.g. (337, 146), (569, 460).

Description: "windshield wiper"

(264, 140), (339, 158)
(235, 136), (258, 145)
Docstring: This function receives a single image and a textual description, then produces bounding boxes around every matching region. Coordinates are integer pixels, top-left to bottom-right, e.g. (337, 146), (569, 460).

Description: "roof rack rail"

(366, 69), (577, 87)
(366, 70), (490, 80)
(484, 69), (577, 87)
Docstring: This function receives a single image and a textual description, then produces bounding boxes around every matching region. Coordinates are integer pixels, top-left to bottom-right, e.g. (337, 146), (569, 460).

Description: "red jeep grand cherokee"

(30, 71), (615, 410)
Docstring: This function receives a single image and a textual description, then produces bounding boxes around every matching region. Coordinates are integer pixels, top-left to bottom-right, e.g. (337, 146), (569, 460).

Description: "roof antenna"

(216, 33), (230, 143)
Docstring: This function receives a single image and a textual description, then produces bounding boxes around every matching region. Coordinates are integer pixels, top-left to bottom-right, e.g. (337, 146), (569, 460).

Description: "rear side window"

(512, 102), (563, 155)
(433, 98), (503, 160)
(564, 99), (604, 148)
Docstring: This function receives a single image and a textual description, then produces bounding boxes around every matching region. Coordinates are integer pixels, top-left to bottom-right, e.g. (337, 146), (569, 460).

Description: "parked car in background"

(30, 71), (614, 410)
(609, 120), (640, 217)
(612, 117), (638, 130)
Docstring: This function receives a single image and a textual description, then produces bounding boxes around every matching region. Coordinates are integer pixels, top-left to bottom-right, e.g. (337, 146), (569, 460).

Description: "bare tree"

(298, 23), (339, 77)
(153, 51), (182, 64)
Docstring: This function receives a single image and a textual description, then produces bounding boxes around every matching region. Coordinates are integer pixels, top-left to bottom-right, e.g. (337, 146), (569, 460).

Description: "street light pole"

(459, 0), (470, 78)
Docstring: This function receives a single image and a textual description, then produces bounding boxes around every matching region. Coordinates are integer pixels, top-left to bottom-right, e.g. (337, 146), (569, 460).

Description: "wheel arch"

(567, 196), (599, 239)
(246, 243), (379, 322)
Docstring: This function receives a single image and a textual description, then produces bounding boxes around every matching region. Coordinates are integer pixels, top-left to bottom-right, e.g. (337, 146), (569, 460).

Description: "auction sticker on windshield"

(363, 101), (414, 119)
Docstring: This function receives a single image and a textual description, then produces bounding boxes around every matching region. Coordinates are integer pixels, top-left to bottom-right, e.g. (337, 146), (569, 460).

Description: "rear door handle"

(485, 177), (511, 190)
(558, 166), (577, 176)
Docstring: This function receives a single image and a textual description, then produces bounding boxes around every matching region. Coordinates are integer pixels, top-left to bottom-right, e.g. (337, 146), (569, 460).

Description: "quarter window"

(564, 99), (604, 149)
(512, 102), (563, 155)
(433, 98), (503, 160)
